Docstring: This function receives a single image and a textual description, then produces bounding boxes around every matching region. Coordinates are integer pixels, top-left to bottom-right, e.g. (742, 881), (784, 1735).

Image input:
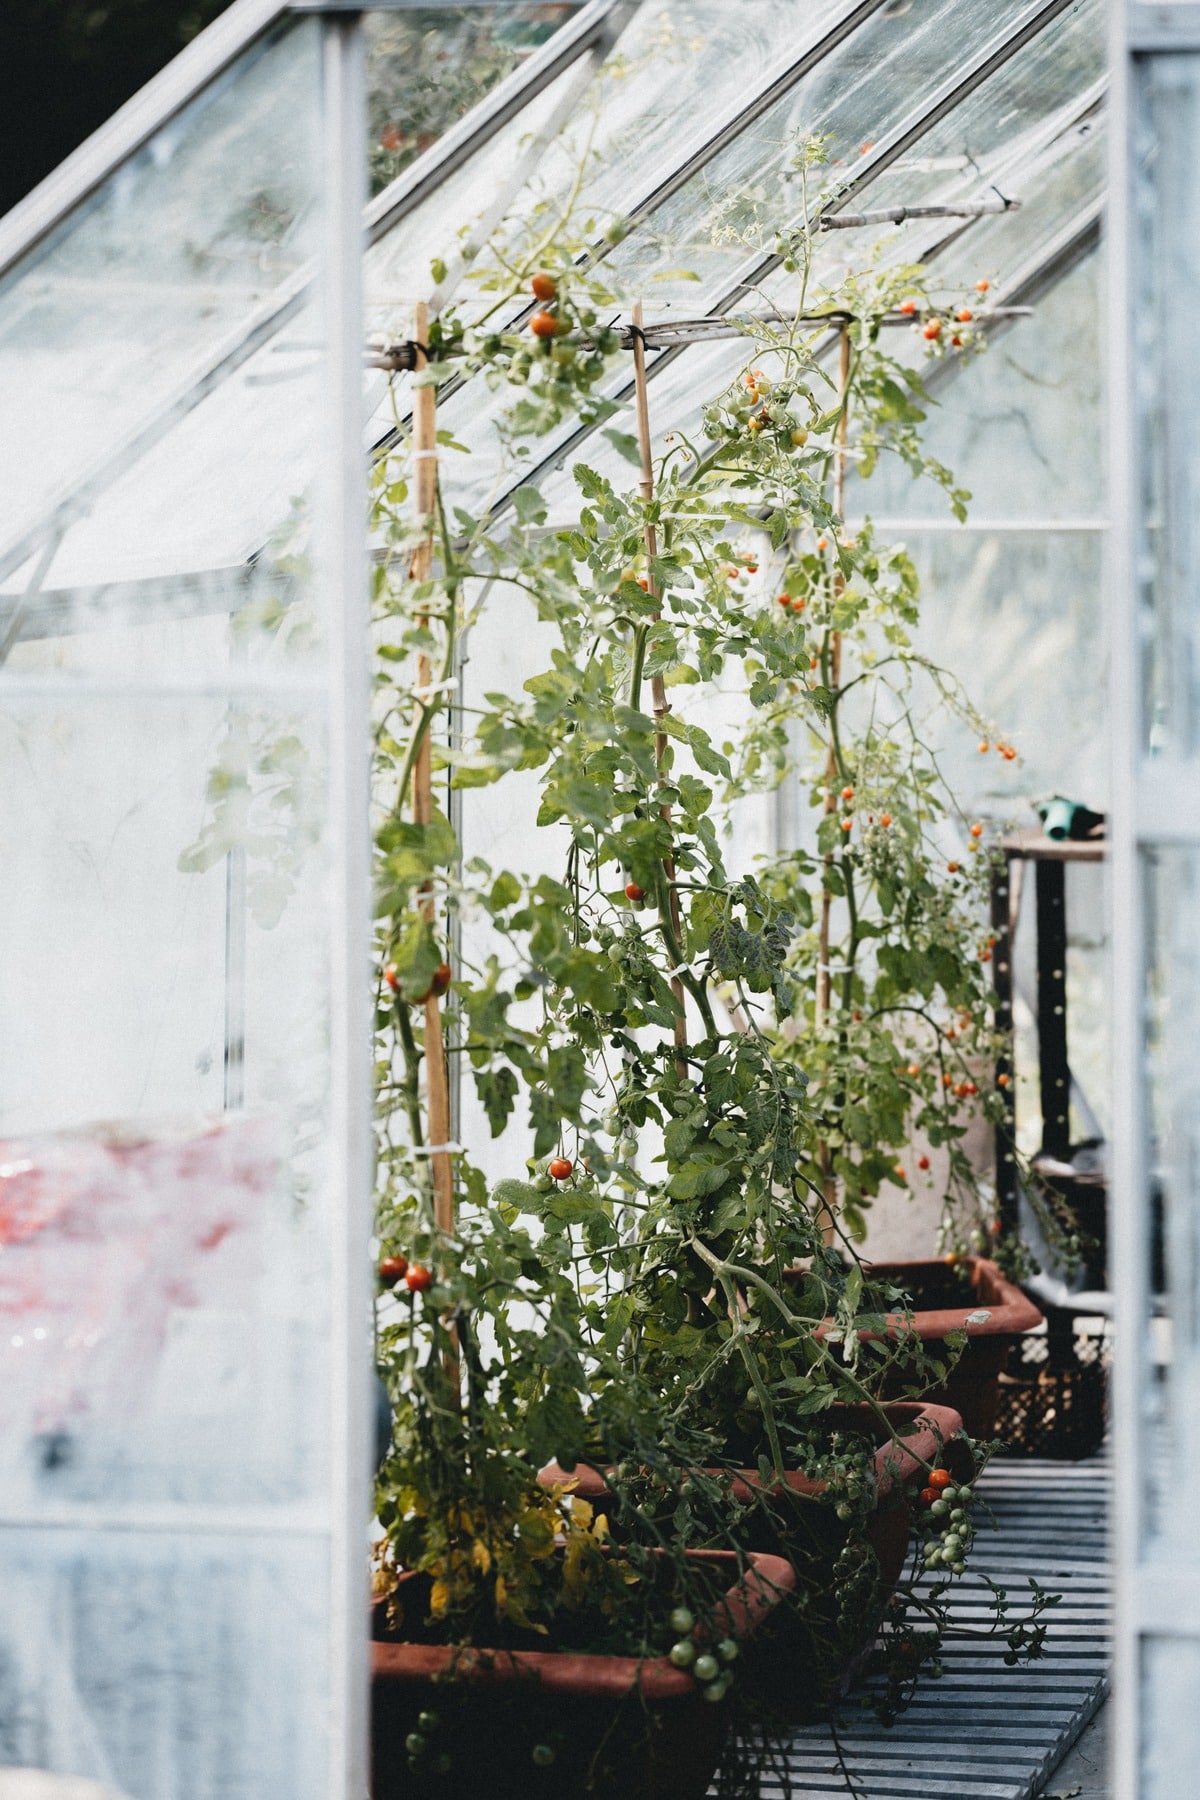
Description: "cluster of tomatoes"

(383, 958), (452, 1006)
(900, 278), (990, 352)
(379, 1253), (433, 1293)
(664, 1604), (740, 1704)
(916, 1466), (975, 1574)
(978, 736), (1018, 761)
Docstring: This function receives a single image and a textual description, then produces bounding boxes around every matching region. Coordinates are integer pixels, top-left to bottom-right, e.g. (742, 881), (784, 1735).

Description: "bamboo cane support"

(410, 301), (455, 1243)
(815, 326), (852, 1239)
(630, 301), (688, 1079)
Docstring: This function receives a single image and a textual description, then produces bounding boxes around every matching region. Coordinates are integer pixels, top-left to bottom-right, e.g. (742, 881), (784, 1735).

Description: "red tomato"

(405, 1265), (433, 1292)
(529, 310), (558, 339)
(776, 594), (791, 608)
(929, 1468), (953, 1490)
(946, 861), (960, 874)
(624, 881), (646, 903)
(895, 1165), (907, 1182)
(899, 298), (917, 316)
(530, 271), (558, 301)
(841, 785), (854, 801)
(548, 1157), (574, 1181)
(880, 813), (892, 828)
(790, 596), (807, 613)
(923, 318), (942, 341)
(919, 1485), (939, 1506)
(917, 1155), (930, 1171)
(976, 278), (990, 292)
(431, 962), (452, 997)
(384, 963), (400, 992)
(379, 1254), (408, 1283)
(956, 308), (973, 323)
(841, 818), (853, 833)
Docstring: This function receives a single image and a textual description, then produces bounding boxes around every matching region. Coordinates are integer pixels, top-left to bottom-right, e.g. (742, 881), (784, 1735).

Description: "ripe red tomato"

(923, 318), (942, 341)
(919, 1485), (939, 1506)
(997, 1073), (1011, 1089)
(530, 271), (558, 301)
(976, 278), (990, 293)
(899, 298), (917, 316)
(841, 818), (853, 833)
(956, 307), (973, 323)
(880, 813), (892, 828)
(405, 1265), (433, 1292)
(841, 785), (854, 801)
(895, 1165), (907, 1182)
(816, 537), (829, 551)
(928, 1468), (953, 1490)
(529, 310), (557, 339)
(379, 1254), (408, 1283)
(969, 822), (983, 838)
(637, 576), (651, 591)
(384, 963), (400, 992)
(431, 962), (452, 997)
(624, 881), (646, 903)
(790, 596), (807, 612)
(946, 860), (960, 874)
(950, 334), (963, 348)
(776, 593), (791, 608)
(917, 1155), (930, 1171)
(548, 1157), (574, 1181)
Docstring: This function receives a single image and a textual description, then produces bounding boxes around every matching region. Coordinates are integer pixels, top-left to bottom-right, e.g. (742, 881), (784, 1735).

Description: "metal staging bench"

(725, 1450), (1110, 1799)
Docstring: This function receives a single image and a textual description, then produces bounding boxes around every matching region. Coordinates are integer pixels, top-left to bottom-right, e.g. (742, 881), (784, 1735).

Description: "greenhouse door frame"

(1111, 2), (1200, 1793)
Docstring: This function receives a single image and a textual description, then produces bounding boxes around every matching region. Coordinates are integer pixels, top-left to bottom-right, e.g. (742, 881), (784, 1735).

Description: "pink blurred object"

(0, 1115), (276, 1436)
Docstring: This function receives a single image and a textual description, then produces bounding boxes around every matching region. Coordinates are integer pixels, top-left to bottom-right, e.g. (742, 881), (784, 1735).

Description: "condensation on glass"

(0, 16), (364, 1798)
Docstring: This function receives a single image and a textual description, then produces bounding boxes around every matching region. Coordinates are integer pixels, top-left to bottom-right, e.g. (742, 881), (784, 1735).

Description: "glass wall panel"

(0, 16), (366, 1797)
(1135, 54), (1200, 759)
(1141, 1637), (1200, 1797)
(847, 248), (1103, 520)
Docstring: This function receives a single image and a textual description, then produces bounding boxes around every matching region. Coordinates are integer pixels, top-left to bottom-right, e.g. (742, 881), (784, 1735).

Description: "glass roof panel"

(0, 21), (322, 570)
(365, 0), (853, 329)
(366, 3), (581, 195)
(599, 0), (1044, 313)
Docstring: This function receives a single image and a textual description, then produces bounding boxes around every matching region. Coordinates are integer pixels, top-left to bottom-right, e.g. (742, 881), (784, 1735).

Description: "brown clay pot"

(370, 1548), (794, 1800)
(540, 1401), (965, 1720)
(817, 1256), (1043, 1437)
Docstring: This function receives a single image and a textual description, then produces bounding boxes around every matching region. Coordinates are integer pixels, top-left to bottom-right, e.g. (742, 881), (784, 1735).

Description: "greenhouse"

(0, 0), (1189, 1793)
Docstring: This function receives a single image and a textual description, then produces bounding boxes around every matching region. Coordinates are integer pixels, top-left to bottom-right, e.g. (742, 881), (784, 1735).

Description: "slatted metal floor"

(732, 1450), (1110, 1799)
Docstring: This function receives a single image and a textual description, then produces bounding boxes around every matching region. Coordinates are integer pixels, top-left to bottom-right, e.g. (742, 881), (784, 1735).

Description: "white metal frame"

(1109, 3), (1200, 1794)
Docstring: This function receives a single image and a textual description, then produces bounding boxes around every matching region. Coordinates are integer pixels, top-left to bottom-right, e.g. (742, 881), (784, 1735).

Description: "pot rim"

(372, 1547), (795, 1701)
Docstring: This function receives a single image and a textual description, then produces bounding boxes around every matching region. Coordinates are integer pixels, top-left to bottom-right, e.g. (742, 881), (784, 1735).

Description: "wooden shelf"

(999, 828), (1105, 863)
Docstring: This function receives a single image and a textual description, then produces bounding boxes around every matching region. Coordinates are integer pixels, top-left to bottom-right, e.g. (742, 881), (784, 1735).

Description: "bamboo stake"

(410, 301), (455, 1243)
(815, 325), (853, 1240)
(630, 301), (688, 1080)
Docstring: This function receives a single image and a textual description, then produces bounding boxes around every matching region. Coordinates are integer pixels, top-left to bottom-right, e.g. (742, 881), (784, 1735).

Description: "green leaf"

(511, 485), (548, 526)
(601, 428), (642, 467)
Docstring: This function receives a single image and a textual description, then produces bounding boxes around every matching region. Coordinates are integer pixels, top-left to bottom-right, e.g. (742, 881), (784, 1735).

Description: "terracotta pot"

(370, 1548), (794, 1800)
(541, 1401), (965, 1720)
(817, 1256), (1043, 1437)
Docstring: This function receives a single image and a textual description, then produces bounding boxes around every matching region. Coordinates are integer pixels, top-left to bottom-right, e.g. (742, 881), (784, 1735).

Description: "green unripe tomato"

(941, 1487), (958, 1503)
(950, 1509), (965, 1523)
(717, 1639), (739, 1664)
(405, 1733), (427, 1756)
(702, 1676), (730, 1703)
(534, 1173), (553, 1193)
(417, 1711), (440, 1734)
(604, 220), (627, 245)
(930, 1499), (948, 1517)
(693, 1653), (719, 1683)
(952, 1560), (966, 1574)
(669, 1639), (696, 1669)
(957, 1484), (973, 1501)
(531, 1745), (556, 1767)
(669, 1606), (695, 1635)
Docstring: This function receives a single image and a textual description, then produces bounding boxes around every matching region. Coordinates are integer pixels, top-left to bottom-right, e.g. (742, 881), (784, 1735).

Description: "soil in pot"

(371, 1548), (794, 1800)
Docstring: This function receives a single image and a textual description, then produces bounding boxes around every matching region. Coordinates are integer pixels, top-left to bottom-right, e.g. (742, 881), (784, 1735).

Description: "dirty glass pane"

(1135, 55), (1200, 759)
(0, 16), (362, 1799)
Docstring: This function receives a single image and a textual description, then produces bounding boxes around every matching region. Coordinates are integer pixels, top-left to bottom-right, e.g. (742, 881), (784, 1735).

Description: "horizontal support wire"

(819, 196), (1023, 229)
